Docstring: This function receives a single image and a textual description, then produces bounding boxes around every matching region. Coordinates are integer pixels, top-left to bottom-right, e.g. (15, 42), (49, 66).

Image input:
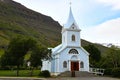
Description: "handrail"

(89, 68), (105, 75)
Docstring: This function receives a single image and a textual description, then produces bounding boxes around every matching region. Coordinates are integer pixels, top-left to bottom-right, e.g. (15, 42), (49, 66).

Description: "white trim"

(80, 47), (90, 55)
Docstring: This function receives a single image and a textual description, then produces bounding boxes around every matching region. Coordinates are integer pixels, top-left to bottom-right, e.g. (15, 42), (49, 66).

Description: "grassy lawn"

(0, 70), (40, 77)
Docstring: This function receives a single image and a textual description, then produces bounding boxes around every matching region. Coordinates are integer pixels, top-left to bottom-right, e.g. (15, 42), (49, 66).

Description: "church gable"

(70, 23), (77, 30)
(57, 47), (89, 72)
(67, 23), (80, 31)
(57, 47), (87, 56)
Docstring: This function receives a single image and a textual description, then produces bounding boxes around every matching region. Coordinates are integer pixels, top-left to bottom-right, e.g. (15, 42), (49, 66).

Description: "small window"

(72, 35), (75, 41)
(69, 49), (79, 54)
(63, 61), (67, 68)
(80, 61), (84, 68)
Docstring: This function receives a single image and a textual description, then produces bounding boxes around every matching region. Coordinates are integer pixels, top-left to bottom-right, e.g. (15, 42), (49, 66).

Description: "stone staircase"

(58, 71), (97, 77)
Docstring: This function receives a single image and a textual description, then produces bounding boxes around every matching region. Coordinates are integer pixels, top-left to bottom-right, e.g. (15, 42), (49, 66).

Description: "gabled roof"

(64, 7), (79, 29)
(52, 44), (62, 54)
(52, 44), (89, 56)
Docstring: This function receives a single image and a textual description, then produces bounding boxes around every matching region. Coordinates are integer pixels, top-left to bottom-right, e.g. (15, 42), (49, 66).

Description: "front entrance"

(71, 61), (79, 71)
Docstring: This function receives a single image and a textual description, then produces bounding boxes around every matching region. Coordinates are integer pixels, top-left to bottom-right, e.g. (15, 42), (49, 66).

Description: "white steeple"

(64, 6), (79, 29)
(61, 5), (81, 47)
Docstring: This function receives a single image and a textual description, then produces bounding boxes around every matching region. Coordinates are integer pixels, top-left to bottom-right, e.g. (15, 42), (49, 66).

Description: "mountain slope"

(81, 40), (109, 54)
(0, 0), (109, 55)
(0, 0), (61, 47)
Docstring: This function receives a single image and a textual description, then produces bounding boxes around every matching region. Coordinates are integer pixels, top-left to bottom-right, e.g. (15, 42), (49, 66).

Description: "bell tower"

(61, 6), (81, 47)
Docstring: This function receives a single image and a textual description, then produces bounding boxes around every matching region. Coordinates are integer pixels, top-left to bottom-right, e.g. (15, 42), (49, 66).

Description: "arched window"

(80, 61), (84, 68)
(69, 49), (79, 54)
(72, 35), (75, 41)
(63, 61), (67, 68)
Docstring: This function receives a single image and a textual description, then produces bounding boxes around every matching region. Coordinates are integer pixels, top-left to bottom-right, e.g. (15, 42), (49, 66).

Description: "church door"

(71, 61), (79, 71)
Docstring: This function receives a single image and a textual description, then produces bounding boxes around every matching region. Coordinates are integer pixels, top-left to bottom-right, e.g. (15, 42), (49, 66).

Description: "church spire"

(64, 3), (79, 29)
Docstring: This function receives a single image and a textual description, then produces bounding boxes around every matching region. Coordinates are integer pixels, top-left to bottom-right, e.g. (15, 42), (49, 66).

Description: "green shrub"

(112, 68), (120, 77)
(104, 68), (112, 75)
(39, 70), (50, 77)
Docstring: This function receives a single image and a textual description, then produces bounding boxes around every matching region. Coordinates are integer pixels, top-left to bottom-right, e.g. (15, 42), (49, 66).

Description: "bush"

(104, 68), (112, 75)
(39, 70), (50, 77)
(112, 68), (120, 77)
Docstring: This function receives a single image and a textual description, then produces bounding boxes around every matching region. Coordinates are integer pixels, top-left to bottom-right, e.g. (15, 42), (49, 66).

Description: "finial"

(69, 2), (72, 7)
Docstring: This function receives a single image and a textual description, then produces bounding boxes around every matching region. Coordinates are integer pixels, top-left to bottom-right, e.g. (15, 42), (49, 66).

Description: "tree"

(103, 46), (120, 68)
(0, 36), (36, 76)
(84, 44), (101, 67)
(29, 45), (52, 76)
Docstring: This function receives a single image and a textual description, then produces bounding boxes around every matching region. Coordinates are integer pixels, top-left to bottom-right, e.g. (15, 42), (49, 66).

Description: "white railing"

(89, 68), (105, 76)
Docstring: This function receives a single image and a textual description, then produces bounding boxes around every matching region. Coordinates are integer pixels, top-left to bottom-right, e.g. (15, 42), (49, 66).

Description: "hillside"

(0, 0), (61, 47)
(81, 40), (109, 55)
(0, 0), (109, 54)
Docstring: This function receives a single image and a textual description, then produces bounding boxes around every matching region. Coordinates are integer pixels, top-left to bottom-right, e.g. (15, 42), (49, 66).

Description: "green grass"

(0, 70), (40, 77)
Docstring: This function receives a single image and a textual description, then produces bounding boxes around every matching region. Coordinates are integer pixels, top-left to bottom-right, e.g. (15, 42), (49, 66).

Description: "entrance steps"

(58, 71), (97, 77)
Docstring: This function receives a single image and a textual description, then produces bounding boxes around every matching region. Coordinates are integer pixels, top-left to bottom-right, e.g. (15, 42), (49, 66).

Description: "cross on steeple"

(64, 1), (79, 29)
(69, 2), (72, 6)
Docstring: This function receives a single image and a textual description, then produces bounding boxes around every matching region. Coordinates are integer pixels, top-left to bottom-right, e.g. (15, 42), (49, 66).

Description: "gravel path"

(46, 77), (120, 80)
(0, 77), (120, 80)
(45, 77), (120, 80)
